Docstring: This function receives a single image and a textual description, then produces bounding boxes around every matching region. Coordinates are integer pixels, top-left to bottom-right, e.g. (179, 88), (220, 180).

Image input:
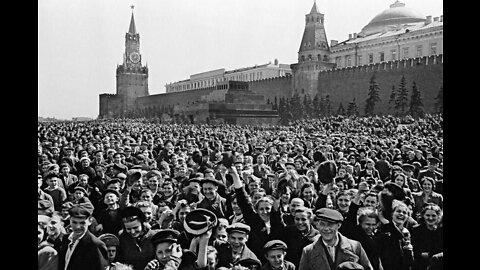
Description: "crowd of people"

(38, 114), (443, 270)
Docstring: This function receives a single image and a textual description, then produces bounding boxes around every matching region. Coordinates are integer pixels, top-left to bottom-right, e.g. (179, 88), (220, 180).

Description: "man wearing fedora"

(298, 208), (373, 270)
(58, 205), (109, 270)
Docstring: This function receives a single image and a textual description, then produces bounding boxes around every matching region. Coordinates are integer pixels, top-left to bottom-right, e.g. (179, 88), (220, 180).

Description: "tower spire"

(310, 0), (319, 14)
(128, 5), (136, 34)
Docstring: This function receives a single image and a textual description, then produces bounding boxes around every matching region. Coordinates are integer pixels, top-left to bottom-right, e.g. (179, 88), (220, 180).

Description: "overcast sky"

(38, 0), (443, 119)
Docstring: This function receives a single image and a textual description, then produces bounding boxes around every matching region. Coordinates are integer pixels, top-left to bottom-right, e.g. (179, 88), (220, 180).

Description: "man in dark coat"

(280, 206), (320, 267)
(58, 205), (109, 270)
(197, 177), (228, 219)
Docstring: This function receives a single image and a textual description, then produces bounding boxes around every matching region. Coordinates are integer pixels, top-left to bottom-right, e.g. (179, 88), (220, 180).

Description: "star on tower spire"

(128, 5), (136, 34)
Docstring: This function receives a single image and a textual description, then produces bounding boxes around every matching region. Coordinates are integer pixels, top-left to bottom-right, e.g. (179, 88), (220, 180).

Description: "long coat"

(298, 233), (373, 270)
(58, 231), (109, 270)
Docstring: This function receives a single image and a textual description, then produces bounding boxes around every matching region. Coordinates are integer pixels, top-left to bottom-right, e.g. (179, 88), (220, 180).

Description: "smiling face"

(423, 209), (441, 228)
(257, 201), (272, 221)
(336, 194), (351, 212)
(265, 249), (286, 269)
(124, 219), (143, 238)
(392, 204), (409, 226)
(302, 187), (314, 201)
(316, 220), (341, 243)
(294, 211), (310, 231)
(360, 217), (378, 236)
(422, 180), (433, 193)
(228, 232), (248, 251)
(202, 182), (218, 200)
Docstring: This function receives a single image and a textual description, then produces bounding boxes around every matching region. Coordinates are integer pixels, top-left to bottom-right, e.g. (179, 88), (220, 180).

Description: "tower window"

(318, 54), (321, 61)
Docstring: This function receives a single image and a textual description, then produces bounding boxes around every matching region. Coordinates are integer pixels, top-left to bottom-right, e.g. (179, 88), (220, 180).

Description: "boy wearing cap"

(58, 205), (109, 270)
(215, 223), (260, 269)
(298, 208), (373, 270)
(261, 240), (295, 270)
(98, 233), (120, 264)
(145, 229), (200, 270)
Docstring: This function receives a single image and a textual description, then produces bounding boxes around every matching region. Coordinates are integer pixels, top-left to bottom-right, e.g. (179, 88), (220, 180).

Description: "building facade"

(165, 60), (291, 93)
(330, 1), (443, 69)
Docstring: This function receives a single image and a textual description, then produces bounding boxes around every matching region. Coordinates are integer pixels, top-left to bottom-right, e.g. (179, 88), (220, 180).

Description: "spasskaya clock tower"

(116, 5), (149, 114)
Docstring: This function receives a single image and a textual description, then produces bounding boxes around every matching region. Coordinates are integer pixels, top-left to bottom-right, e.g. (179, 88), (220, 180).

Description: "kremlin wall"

(99, 1), (443, 122)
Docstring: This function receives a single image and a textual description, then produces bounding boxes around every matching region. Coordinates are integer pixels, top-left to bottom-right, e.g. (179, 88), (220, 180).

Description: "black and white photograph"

(38, 1), (444, 269)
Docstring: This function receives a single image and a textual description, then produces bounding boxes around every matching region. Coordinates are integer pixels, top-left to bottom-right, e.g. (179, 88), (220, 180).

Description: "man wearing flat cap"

(402, 164), (421, 193)
(215, 223), (260, 269)
(197, 177), (229, 219)
(58, 205), (109, 270)
(261, 240), (296, 270)
(298, 208), (373, 270)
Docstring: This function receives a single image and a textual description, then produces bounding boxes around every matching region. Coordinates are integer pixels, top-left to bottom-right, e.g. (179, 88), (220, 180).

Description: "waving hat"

(184, 208), (218, 236)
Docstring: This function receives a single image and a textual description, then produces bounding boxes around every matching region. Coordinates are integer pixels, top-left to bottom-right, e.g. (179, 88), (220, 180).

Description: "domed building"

(329, 0), (443, 68)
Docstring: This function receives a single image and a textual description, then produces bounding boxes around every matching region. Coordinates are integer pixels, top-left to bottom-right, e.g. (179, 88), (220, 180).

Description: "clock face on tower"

(129, 52), (140, 63)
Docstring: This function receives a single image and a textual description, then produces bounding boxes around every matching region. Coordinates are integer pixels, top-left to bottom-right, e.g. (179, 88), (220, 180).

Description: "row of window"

(168, 72), (264, 92)
(335, 43), (438, 67)
(300, 54), (330, 62)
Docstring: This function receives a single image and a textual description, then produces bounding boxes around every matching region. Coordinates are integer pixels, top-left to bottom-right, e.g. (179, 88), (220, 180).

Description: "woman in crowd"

(412, 177), (443, 220)
(411, 203), (443, 270)
(231, 166), (285, 264)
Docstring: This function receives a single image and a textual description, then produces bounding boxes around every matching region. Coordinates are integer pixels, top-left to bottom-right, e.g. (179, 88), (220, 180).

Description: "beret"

(314, 208), (343, 223)
(184, 208), (218, 236)
(263, 240), (288, 253)
(151, 229), (180, 246)
(427, 157), (440, 164)
(98, 233), (120, 246)
(69, 205), (92, 218)
(121, 206), (146, 223)
(226, 223), (251, 235)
